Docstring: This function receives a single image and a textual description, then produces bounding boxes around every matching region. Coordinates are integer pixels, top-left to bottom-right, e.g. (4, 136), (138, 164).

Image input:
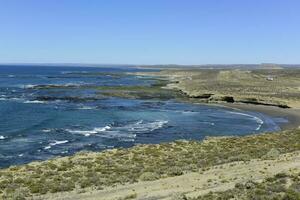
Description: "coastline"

(133, 68), (300, 131)
(215, 103), (300, 130)
(1, 68), (300, 199)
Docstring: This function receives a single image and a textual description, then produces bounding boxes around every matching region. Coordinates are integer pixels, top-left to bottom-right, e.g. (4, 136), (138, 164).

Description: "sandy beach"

(216, 103), (300, 130)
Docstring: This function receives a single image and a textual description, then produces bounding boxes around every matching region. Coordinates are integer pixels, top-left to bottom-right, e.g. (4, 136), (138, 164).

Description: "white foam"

(42, 129), (52, 133)
(63, 83), (84, 87)
(181, 111), (197, 114)
(0, 136), (6, 140)
(23, 84), (37, 89)
(65, 125), (111, 136)
(50, 140), (69, 146)
(78, 106), (97, 110)
(61, 71), (87, 74)
(44, 140), (69, 150)
(24, 100), (45, 104)
(227, 111), (264, 130)
(64, 120), (167, 139)
(119, 120), (168, 132)
(7, 97), (24, 102)
(22, 83), (84, 89)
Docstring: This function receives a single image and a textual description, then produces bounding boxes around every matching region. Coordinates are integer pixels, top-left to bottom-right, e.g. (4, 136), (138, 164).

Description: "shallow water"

(0, 65), (284, 168)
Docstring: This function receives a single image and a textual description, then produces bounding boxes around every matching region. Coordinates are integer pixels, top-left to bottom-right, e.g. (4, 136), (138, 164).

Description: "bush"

(139, 172), (160, 181)
(167, 166), (183, 176)
(262, 148), (280, 160)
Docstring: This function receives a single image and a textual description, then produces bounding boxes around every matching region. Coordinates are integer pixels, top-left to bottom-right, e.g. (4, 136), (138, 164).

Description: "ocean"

(0, 65), (284, 168)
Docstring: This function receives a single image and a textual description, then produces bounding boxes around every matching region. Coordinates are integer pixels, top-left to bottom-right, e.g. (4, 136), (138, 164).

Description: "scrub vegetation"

(135, 68), (300, 108)
(194, 172), (300, 200)
(0, 129), (300, 198)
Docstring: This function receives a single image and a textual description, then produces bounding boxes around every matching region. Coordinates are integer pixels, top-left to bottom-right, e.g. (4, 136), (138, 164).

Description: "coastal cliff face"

(135, 68), (300, 109)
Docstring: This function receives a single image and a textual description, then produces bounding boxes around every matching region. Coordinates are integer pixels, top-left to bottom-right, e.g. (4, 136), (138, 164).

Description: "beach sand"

(217, 103), (300, 130)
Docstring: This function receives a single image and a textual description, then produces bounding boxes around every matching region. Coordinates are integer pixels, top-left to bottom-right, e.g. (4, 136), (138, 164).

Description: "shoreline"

(214, 102), (300, 130)
(134, 67), (300, 131)
(175, 97), (300, 131)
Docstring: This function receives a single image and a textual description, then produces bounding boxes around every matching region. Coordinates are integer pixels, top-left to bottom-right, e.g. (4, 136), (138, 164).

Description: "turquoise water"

(0, 65), (283, 168)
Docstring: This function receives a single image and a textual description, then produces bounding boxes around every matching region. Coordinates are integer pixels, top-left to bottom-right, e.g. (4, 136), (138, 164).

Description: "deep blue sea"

(0, 65), (285, 168)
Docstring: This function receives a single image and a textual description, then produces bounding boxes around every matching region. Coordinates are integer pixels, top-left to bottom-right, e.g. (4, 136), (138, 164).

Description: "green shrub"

(139, 172), (160, 181)
(167, 166), (183, 176)
(262, 148), (280, 160)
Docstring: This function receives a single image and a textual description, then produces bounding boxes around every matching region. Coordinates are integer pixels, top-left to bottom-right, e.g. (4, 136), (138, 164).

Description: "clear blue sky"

(0, 0), (299, 64)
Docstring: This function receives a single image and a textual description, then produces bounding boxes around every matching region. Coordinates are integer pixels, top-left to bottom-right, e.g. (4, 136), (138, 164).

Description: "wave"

(0, 97), (25, 102)
(227, 111), (264, 130)
(65, 125), (111, 136)
(50, 140), (69, 145)
(77, 106), (98, 110)
(42, 129), (52, 133)
(61, 120), (168, 139)
(21, 83), (87, 89)
(22, 84), (37, 89)
(181, 110), (198, 115)
(44, 140), (69, 150)
(61, 71), (88, 74)
(0, 136), (6, 140)
(116, 120), (168, 132)
(23, 100), (46, 104)
(0, 95), (7, 100)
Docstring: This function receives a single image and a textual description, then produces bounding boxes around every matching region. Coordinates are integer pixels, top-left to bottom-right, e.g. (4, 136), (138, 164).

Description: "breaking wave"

(23, 100), (46, 104)
(77, 106), (98, 110)
(115, 120), (168, 132)
(44, 140), (69, 150)
(65, 126), (111, 137)
(21, 82), (87, 89)
(227, 111), (264, 131)
(46, 120), (168, 141)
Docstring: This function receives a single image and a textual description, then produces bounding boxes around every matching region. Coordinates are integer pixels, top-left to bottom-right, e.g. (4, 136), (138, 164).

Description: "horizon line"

(0, 62), (300, 66)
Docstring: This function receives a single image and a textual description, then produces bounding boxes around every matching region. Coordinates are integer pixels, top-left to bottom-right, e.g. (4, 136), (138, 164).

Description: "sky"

(0, 0), (300, 65)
